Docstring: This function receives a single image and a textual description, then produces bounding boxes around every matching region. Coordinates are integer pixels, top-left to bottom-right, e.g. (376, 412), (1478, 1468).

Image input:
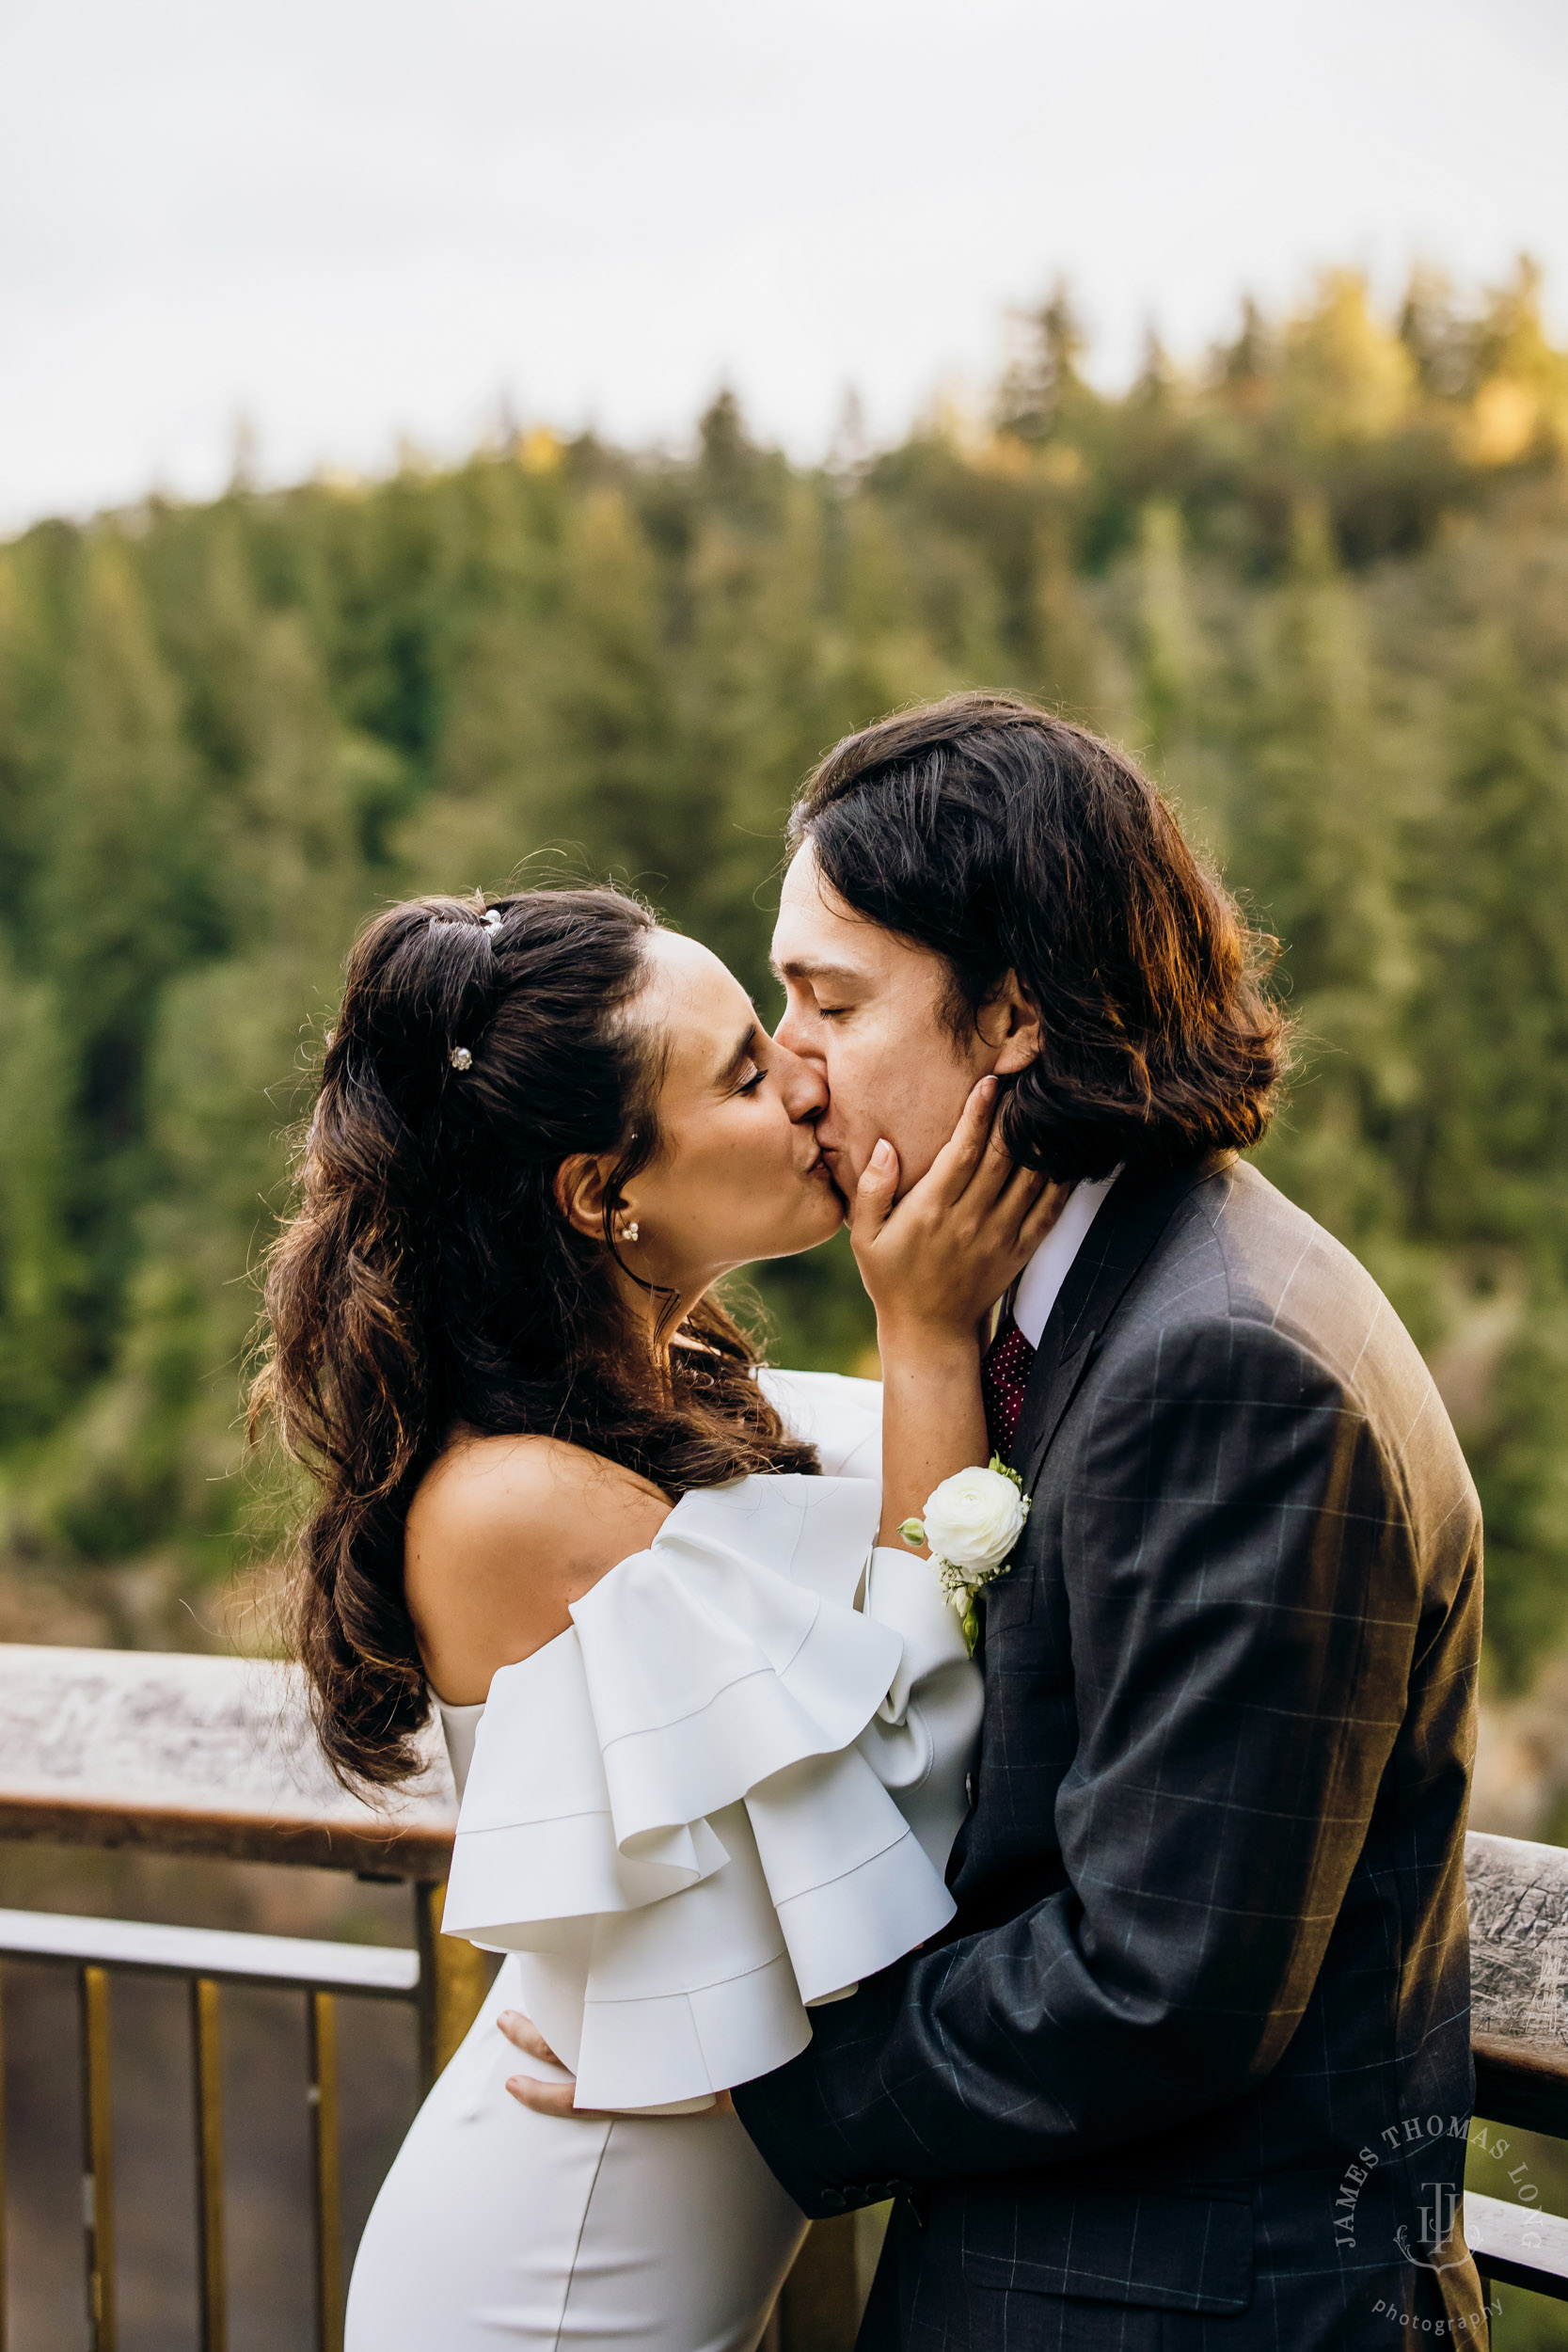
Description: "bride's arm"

(849, 1077), (1067, 1547)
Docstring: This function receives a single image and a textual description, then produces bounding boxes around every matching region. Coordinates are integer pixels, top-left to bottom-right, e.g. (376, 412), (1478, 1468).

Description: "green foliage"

(4, 274), (1568, 1692)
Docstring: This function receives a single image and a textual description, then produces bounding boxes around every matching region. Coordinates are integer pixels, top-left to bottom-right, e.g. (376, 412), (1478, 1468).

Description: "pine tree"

(1225, 504), (1417, 1263)
(0, 265), (1565, 1699)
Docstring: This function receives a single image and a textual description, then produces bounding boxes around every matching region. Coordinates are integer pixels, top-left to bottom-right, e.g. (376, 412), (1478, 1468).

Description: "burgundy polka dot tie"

(981, 1312), (1037, 1462)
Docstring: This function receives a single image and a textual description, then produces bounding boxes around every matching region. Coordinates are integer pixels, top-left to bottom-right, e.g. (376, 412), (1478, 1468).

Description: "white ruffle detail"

(441, 1465), (975, 2112)
(570, 1480), (902, 1850)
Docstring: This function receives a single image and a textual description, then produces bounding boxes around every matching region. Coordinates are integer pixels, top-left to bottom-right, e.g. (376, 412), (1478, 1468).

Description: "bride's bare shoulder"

(405, 1435), (671, 1704)
(410, 1431), (667, 1546)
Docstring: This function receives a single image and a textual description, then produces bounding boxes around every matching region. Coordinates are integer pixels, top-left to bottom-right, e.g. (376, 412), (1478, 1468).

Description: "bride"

(252, 885), (1056, 2352)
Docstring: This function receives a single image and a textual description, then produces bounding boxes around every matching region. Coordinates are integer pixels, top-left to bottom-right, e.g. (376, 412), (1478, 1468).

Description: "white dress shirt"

(1010, 1171), (1119, 1349)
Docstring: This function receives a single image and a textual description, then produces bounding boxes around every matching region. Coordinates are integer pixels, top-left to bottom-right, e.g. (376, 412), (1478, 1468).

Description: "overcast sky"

(3, 0), (1566, 530)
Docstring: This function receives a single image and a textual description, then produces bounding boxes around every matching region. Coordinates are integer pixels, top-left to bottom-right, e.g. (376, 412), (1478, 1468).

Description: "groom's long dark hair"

(791, 693), (1289, 1182)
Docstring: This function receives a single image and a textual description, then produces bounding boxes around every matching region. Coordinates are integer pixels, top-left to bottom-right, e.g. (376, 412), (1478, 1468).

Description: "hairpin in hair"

(482, 909), (502, 935)
(449, 1046), (473, 1072)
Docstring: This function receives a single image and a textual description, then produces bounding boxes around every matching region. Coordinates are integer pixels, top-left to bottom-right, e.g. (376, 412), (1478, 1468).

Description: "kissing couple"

(256, 694), (1483, 2350)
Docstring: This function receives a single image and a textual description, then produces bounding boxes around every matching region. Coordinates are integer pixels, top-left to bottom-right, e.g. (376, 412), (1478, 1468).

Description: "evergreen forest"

(3, 265), (1568, 1691)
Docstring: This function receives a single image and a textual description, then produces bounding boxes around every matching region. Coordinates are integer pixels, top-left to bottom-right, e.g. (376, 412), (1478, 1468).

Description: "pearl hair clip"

(449, 1047), (473, 1072)
(482, 909), (502, 935)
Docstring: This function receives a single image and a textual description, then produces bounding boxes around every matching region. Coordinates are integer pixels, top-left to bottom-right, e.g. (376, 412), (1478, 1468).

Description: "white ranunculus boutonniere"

(900, 1455), (1029, 1653)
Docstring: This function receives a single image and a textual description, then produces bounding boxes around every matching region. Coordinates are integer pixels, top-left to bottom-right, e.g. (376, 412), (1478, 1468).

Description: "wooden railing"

(3, 1643), (1568, 2341)
(1465, 1830), (1568, 2305)
(0, 1643), (856, 2351)
(0, 1642), (486, 2352)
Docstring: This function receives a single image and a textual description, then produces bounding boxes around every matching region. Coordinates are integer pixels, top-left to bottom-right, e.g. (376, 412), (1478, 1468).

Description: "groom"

(742, 694), (1484, 2347)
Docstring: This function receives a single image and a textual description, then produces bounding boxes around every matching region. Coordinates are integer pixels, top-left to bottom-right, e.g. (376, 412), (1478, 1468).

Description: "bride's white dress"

(344, 1373), (982, 2352)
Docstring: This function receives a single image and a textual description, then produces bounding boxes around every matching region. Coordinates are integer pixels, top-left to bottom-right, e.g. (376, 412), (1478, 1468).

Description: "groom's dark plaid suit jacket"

(736, 1153), (1484, 2349)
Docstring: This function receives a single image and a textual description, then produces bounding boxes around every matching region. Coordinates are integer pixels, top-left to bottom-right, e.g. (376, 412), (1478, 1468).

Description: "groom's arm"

(734, 1312), (1447, 2212)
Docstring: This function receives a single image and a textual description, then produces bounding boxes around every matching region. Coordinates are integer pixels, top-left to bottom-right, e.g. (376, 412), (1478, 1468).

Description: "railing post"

(79, 1963), (116, 2352)
(778, 2216), (859, 2352)
(306, 1991), (343, 2352)
(414, 1880), (490, 2093)
(190, 1978), (227, 2352)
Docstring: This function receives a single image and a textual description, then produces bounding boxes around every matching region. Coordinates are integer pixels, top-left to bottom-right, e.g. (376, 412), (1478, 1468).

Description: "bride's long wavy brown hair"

(250, 886), (815, 1789)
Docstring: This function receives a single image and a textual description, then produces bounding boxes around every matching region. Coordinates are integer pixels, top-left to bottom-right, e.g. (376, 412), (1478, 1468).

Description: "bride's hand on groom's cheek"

(496, 2010), (734, 2120)
(851, 1076), (1069, 1345)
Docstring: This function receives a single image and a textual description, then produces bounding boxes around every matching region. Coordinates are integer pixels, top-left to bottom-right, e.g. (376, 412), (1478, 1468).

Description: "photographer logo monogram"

(1331, 2111), (1537, 2332)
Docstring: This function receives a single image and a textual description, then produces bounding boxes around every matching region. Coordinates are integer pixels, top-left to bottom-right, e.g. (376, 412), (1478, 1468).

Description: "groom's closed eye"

(780, 987), (863, 1024)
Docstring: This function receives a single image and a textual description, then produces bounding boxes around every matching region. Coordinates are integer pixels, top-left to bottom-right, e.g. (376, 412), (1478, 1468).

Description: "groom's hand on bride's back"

(497, 2009), (601, 2119)
(496, 2010), (734, 2121)
(851, 1074), (1068, 1348)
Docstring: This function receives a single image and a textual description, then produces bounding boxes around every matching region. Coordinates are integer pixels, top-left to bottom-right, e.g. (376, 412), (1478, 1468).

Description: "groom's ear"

(555, 1152), (618, 1243)
(975, 972), (1043, 1075)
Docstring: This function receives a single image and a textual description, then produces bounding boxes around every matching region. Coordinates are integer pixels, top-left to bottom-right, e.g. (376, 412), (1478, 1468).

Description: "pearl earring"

(621, 1220), (641, 1244)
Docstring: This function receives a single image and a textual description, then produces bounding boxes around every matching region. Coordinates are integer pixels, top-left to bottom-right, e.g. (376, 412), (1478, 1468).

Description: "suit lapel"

(1009, 1151), (1236, 1493)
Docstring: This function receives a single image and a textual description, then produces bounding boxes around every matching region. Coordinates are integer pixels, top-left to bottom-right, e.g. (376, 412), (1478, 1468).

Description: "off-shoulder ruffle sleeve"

(440, 1473), (967, 2112)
